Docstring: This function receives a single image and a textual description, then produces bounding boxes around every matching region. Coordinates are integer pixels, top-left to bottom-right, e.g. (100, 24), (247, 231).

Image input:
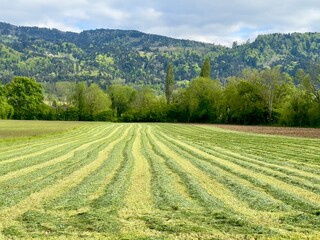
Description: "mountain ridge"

(1, 22), (320, 88)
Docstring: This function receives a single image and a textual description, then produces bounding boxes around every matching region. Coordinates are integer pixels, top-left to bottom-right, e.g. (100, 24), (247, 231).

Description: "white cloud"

(24, 20), (82, 33)
(2, 0), (320, 46)
(90, 3), (128, 21)
(62, 9), (90, 20)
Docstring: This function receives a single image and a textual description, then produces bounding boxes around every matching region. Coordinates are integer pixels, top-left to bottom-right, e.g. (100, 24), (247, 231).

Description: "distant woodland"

(0, 22), (320, 126)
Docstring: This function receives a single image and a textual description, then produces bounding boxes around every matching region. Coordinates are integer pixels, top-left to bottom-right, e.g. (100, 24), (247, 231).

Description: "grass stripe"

(154, 129), (291, 212)
(0, 124), (131, 236)
(0, 125), (96, 159)
(157, 126), (320, 212)
(43, 125), (134, 212)
(160, 128), (320, 192)
(118, 125), (162, 238)
(0, 126), (127, 209)
(0, 125), (104, 163)
(147, 127), (276, 234)
(0, 125), (122, 183)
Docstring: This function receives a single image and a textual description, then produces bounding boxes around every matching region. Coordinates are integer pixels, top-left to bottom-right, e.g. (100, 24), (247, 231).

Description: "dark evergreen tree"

(165, 63), (175, 104)
(200, 57), (211, 78)
(73, 82), (87, 121)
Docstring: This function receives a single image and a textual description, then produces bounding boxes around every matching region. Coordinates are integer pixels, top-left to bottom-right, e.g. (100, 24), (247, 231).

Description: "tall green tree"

(260, 66), (291, 123)
(73, 82), (87, 120)
(165, 63), (174, 104)
(6, 77), (43, 119)
(302, 63), (320, 109)
(200, 57), (211, 78)
(278, 87), (313, 127)
(296, 67), (320, 126)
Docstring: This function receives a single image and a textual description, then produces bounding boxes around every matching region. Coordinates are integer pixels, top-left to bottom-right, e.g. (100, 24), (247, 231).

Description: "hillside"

(1, 22), (320, 88)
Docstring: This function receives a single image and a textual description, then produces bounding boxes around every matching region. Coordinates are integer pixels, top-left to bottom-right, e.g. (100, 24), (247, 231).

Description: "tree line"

(1, 59), (320, 127)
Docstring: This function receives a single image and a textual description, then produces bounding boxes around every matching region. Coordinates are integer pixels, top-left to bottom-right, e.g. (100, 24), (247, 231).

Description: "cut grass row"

(160, 124), (320, 175)
(0, 124), (103, 162)
(0, 122), (319, 239)
(0, 124), (132, 238)
(0, 124), (120, 182)
(166, 124), (320, 165)
(0, 125), (126, 210)
(0, 120), (83, 140)
(157, 128), (320, 196)
(154, 124), (320, 235)
(157, 125), (320, 208)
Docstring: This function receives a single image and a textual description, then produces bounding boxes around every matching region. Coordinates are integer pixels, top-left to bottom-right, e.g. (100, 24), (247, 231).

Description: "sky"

(1, 0), (320, 46)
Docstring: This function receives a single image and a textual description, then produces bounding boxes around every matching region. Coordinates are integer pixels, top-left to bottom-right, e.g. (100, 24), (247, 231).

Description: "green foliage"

(224, 78), (267, 124)
(0, 98), (13, 119)
(1, 21), (320, 126)
(278, 88), (313, 126)
(0, 84), (13, 119)
(184, 77), (223, 122)
(0, 22), (218, 87)
(260, 66), (289, 122)
(5, 77), (43, 119)
(302, 63), (320, 108)
(108, 85), (137, 118)
(84, 83), (112, 120)
(123, 87), (167, 122)
(73, 82), (87, 121)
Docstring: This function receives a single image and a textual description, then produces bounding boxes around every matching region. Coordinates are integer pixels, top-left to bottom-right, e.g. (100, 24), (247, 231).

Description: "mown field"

(0, 121), (319, 239)
(0, 120), (83, 140)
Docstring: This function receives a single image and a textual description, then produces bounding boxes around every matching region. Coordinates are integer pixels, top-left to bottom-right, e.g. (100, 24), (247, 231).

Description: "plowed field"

(214, 124), (320, 138)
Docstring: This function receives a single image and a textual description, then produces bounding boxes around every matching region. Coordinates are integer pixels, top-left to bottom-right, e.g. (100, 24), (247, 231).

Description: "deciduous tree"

(108, 85), (137, 118)
(184, 77), (222, 122)
(6, 77), (43, 119)
(260, 66), (291, 123)
(85, 83), (112, 120)
(0, 84), (13, 119)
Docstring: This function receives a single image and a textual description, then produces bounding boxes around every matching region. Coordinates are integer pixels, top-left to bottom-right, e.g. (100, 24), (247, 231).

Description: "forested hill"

(1, 22), (320, 88)
(0, 22), (219, 88)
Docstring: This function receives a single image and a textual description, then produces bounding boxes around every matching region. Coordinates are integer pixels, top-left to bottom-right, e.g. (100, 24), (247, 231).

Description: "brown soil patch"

(211, 125), (320, 138)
